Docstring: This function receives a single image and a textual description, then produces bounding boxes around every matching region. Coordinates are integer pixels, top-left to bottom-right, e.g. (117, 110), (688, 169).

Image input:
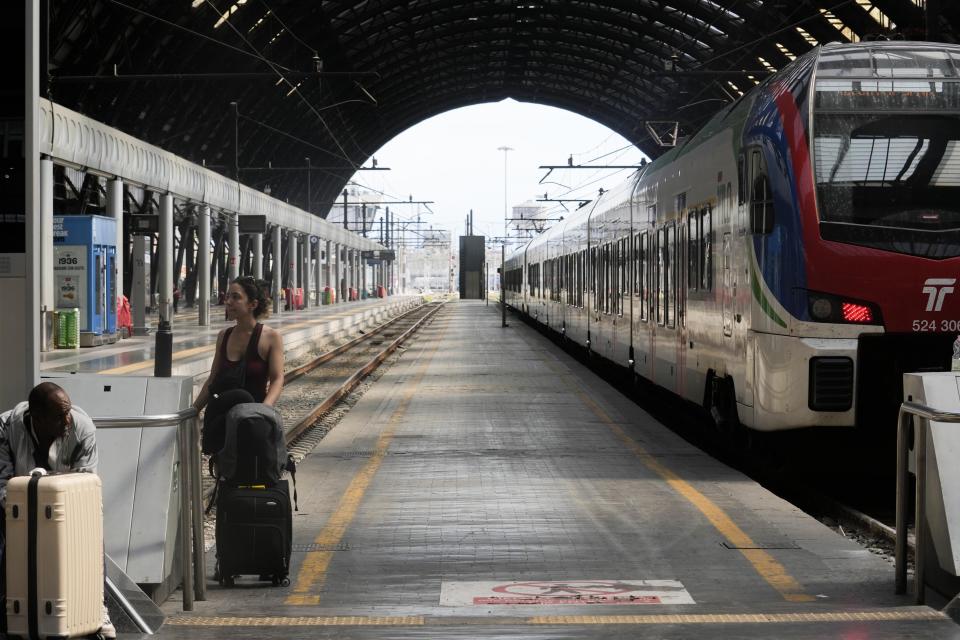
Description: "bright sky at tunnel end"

(351, 99), (648, 242)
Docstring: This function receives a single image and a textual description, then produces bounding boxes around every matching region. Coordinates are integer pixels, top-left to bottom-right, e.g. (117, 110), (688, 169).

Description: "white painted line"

(440, 580), (695, 606)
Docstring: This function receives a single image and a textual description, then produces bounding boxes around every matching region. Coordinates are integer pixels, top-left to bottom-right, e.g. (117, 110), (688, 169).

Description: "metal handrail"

(895, 401), (960, 604)
(92, 407), (205, 611)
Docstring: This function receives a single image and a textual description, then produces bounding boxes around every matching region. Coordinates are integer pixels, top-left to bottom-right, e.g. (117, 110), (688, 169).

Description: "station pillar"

(39, 156), (54, 351)
(346, 249), (353, 300)
(313, 239), (322, 307)
(198, 205), (211, 326)
(39, 156), (53, 312)
(159, 194), (174, 325)
(252, 232), (263, 280)
(340, 246), (347, 303)
(324, 240), (333, 296)
(272, 226), (282, 315)
(1, 0), (41, 409)
(107, 176), (123, 303)
(333, 242), (342, 303)
(301, 234), (311, 308)
(228, 212), (239, 281)
(361, 251), (368, 298)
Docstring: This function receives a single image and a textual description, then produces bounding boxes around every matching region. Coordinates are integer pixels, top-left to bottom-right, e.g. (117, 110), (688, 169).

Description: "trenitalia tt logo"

(923, 278), (956, 312)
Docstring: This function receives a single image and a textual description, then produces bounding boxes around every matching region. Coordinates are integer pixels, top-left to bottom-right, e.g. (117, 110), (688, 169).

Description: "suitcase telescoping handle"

(26, 471), (42, 640)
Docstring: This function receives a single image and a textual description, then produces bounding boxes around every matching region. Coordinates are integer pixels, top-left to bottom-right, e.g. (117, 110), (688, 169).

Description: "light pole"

(497, 146), (513, 328)
(497, 146), (513, 240)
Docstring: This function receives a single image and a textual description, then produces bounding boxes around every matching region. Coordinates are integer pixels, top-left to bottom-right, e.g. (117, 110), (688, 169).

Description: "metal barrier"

(895, 401), (960, 604)
(93, 407), (205, 611)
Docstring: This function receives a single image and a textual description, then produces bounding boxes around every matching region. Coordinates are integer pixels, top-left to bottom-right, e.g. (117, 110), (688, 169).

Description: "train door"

(722, 232), (733, 338)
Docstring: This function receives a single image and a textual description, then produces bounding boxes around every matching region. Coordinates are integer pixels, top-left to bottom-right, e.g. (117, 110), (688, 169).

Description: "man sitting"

(0, 382), (115, 638)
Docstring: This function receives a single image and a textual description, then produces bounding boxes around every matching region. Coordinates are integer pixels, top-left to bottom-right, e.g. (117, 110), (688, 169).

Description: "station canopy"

(49, 1), (959, 218)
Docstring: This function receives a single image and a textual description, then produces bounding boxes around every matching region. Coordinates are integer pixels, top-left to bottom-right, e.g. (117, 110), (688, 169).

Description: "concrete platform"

(146, 300), (958, 639)
(40, 296), (422, 381)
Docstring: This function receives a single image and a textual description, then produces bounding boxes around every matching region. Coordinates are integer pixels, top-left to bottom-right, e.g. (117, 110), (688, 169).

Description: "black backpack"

(219, 403), (286, 484)
(206, 403), (298, 514)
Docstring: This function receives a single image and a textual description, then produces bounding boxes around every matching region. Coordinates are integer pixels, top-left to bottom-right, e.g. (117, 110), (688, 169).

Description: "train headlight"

(806, 290), (882, 325)
(810, 297), (833, 321)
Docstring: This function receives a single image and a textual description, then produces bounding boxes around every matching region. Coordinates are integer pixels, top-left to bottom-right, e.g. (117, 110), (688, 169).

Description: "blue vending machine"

(53, 215), (118, 346)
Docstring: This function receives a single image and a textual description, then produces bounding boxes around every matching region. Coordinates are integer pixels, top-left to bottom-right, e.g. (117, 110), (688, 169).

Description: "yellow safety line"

(553, 363), (814, 603)
(529, 609), (947, 625)
(285, 308), (448, 606)
(98, 344), (214, 374)
(167, 616), (425, 626)
(165, 609), (945, 627)
(96, 308), (375, 375)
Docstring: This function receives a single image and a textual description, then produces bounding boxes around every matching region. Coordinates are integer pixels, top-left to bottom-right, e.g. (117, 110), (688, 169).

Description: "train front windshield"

(812, 47), (960, 257)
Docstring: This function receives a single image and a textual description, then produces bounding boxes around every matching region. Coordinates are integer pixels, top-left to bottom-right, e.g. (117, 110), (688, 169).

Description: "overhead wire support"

(239, 165), (390, 171)
(538, 165), (643, 169)
(50, 70), (381, 83)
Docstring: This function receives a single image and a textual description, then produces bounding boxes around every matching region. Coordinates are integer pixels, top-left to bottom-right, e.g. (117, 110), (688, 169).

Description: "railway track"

(278, 300), (445, 449)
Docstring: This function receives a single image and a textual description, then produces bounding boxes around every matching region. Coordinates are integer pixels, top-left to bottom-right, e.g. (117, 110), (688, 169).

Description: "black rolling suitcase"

(214, 480), (292, 587)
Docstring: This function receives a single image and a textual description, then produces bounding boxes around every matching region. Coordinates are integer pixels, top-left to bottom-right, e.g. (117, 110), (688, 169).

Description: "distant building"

(406, 227), (453, 293)
(509, 201), (550, 239)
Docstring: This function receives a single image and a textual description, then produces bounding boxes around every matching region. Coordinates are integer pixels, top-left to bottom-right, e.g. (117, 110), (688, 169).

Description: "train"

(505, 41), (960, 433)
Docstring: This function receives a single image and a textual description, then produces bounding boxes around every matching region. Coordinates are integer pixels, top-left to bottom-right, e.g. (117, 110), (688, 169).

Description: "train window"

(737, 154), (746, 205)
(552, 258), (557, 302)
(687, 212), (699, 290)
(557, 257), (562, 303)
(603, 243), (611, 314)
(676, 192), (686, 216)
(618, 237), (626, 316)
(751, 175), (774, 234)
(632, 233), (641, 297)
(700, 207), (713, 290)
(605, 243), (612, 315)
(546, 259), (552, 301)
(639, 232), (648, 322)
(656, 228), (665, 325)
(667, 222), (676, 329)
(678, 223), (686, 326)
(613, 241), (620, 315)
(603, 244), (609, 314)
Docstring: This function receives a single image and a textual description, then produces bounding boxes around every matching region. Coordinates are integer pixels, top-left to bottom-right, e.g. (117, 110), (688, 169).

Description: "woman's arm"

(192, 329), (226, 411)
(263, 328), (285, 407)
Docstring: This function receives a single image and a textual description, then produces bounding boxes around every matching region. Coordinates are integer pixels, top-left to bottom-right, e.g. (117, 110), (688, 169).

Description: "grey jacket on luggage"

(0, 402), (99, 508)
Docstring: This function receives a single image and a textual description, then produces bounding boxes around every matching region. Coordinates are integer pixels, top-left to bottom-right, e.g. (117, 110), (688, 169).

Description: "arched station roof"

(49, 1), (959, 218)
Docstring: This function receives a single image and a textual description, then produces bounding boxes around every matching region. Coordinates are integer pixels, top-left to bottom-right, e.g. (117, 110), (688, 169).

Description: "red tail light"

(842, 302), (873, 323)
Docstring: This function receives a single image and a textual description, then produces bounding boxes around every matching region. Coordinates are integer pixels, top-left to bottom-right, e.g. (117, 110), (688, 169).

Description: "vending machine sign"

(55, 245), (87, 329)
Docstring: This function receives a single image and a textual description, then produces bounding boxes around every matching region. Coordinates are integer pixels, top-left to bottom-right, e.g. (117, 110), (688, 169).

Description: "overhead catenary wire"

(106, 0), (295, 72)
(201, 0), (358, 169)
(256, 0), (317, 55)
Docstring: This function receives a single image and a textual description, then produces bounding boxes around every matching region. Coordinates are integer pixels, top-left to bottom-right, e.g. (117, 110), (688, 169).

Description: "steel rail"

(283, 302), (429, 384)
(284, 302), (445, 444)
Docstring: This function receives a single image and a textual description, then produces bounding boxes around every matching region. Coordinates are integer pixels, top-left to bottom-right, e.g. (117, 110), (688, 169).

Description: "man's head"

(27, 382), (73, 441)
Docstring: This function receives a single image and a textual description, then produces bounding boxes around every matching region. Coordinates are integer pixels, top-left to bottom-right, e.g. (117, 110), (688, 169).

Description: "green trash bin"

(56, 308), (80, 349)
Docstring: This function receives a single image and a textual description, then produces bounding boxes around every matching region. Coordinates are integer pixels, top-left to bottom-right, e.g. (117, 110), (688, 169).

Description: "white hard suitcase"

(5, 472), (104, 639)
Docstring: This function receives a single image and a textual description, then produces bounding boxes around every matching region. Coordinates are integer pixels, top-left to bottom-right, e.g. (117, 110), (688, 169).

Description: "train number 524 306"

(913, 319), (960, 332)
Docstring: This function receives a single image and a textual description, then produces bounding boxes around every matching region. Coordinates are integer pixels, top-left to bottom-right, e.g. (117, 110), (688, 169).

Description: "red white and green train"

(505, 41), (960, 432)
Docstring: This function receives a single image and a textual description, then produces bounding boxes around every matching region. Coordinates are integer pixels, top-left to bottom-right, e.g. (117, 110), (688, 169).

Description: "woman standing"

(194, 277), (284, 453)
